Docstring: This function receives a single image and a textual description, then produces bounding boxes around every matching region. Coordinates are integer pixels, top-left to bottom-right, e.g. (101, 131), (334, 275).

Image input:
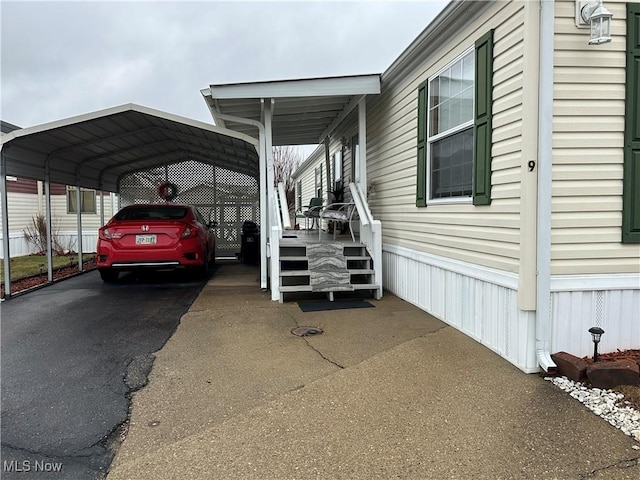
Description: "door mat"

(298, 299), (375, 312)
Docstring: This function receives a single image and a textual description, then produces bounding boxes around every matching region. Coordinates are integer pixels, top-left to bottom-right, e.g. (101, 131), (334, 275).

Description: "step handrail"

(349, 182), (372, 226)
(277, 182), (291, 229)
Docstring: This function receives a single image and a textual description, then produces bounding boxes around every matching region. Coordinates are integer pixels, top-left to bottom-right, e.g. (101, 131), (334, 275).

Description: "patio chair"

(297, 197), (324, 230)
(318, 202), (357, 242)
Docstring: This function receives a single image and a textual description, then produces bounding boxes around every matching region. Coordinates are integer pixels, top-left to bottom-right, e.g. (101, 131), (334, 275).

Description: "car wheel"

(208, 246), (216, 267)
(99, 268), (119, 283)
(196, 249), (210, 278)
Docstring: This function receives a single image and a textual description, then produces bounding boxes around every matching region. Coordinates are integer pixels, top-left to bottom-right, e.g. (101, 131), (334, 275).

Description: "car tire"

(99, 268), (119, 283)
(208, 246), (216, 268)
(196, 249), (209, 278)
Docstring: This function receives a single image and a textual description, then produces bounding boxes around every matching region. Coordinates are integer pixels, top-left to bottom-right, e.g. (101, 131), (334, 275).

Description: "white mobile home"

(287, 0), (640, 372)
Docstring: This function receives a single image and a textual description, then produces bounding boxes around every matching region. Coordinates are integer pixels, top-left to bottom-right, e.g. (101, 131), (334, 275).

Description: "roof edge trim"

(382, 0), (491, 84)
(207, 74), (381, 100)
(0, 103), (259, 148)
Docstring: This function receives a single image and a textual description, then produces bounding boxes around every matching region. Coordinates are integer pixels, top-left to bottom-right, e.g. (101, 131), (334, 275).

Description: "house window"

(428, 49), (474, 200)
(67, 187), (96, 214)
(416, 30), (494, 207)
(296, 180), (302, 210)
(315, 165), (323, 198)
(333, 150), (342, 182)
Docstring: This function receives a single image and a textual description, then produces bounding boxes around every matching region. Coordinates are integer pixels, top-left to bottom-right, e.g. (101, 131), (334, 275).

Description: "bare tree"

(272, 146), (301, 215)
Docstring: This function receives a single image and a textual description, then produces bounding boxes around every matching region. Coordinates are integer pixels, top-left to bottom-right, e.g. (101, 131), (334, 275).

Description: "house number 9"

(528, 160), (536, 172)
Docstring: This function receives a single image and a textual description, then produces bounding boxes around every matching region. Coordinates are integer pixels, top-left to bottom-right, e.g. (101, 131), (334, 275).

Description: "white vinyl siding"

(367, 0), (526, 274)
(552, 0), (639, 275)
(1, 192), (115, 234)
(292, 147), (326, 212)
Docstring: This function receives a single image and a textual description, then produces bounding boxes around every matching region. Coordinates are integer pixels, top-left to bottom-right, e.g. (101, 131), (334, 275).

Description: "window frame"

(426, 47), (475, 205)
(66, 186), (97, 214)
(416, 30), (493, 208)
(314, 164), (323, 199)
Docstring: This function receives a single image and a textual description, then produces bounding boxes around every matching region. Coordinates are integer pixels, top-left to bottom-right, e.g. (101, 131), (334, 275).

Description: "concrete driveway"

(108, 262), (640, 479)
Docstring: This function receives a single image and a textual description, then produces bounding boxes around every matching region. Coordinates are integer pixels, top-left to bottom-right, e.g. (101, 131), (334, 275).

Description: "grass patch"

(0, 254), (96, 282)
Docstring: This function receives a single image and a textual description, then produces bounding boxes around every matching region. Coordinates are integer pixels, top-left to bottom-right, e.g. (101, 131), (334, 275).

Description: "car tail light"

(181, 224), (198, 238)
(100, 228), (112, 240)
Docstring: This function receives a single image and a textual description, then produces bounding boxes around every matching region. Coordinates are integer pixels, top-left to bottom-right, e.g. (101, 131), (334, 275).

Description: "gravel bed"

(546, 376), (640, 444)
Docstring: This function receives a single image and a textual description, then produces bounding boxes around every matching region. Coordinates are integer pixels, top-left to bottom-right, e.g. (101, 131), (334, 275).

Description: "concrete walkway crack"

(302, 336), (345, 369)
(290, 315), (344, 369)
(579, 455), (640, 478)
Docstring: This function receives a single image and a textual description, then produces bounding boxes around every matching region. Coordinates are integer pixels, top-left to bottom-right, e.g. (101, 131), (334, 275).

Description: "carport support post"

(44, 171), (53, 282)
(1, 151), (11, 297)
(75, 183), (83, 271)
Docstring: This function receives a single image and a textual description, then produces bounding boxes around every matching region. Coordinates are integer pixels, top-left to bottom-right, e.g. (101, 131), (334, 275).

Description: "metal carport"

(0, 103), (259, 297)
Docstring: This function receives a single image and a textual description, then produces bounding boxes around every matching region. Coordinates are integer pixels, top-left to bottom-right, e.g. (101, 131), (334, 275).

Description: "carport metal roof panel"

(201, 74), (381, 146)
(0, 104), (259, 193)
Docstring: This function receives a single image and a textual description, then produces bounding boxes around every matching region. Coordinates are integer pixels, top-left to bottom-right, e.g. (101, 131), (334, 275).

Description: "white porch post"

(358, 98), (367, 196)
(258, 111), (268, 291)
(1, 151), (11, 297)
(264, 99), (275, 231)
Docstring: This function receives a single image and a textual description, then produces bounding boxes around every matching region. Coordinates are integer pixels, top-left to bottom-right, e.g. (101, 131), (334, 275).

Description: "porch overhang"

(200, 74), (381, 145)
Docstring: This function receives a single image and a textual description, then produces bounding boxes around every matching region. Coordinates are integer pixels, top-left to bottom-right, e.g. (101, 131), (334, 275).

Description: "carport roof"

(0, 103), (259, 193)
(201, 74), (381, 146)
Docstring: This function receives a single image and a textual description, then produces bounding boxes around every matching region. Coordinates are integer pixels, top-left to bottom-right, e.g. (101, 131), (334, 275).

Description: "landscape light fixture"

(588, 326), (605, 362)
(575, 0), (613, 45)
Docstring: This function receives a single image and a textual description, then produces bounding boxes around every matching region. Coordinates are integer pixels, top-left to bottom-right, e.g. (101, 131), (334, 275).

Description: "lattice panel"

(119, 161), (259, 258)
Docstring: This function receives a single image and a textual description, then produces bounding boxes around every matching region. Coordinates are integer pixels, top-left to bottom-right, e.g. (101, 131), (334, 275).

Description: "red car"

(96, 204), (216, 282)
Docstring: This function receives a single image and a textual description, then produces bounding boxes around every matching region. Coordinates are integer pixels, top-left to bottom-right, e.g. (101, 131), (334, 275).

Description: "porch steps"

(278, 242), (379, 302)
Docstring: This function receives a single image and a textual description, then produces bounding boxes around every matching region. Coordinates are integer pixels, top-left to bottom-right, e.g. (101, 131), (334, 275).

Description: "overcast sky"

(1, 0), (448, 132)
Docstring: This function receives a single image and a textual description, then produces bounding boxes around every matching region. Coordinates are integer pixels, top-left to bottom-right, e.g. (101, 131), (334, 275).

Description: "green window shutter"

(416, 81), (427, 207)
(473, 29), (494, 206)
(623, 3), (640, 243)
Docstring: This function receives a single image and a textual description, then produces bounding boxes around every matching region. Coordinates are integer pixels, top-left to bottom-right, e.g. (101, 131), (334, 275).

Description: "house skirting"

(550, 275), (640, 361)
(382, 245), (640, 373)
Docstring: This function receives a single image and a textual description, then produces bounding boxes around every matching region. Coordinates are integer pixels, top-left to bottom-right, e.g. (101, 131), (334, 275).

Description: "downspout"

(1, 150), (11, 298)
(203, 103), (268, 290)
(536, 0), (557, 373)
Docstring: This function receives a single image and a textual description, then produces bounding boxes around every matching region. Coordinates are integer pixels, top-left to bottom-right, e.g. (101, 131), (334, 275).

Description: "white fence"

(0, 232), (98, 258)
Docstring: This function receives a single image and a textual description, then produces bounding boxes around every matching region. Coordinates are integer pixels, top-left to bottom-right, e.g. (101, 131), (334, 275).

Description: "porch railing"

(268, 181), (383, 302)
(277, 183), (291, 230)
(269, 184), (285, 301)
(350, 182), (383, 299)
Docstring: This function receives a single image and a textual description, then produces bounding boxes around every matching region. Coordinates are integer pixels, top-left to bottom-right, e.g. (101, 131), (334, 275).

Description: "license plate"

(136, 234), (157, 245)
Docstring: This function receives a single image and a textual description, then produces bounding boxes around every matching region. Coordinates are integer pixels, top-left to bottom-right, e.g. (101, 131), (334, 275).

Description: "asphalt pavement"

(1, 269), (206, 479)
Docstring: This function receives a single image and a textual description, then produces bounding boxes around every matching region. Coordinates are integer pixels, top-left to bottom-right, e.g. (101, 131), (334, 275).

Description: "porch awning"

(0, 104), (259, 193)
(201, 74), (381, 146)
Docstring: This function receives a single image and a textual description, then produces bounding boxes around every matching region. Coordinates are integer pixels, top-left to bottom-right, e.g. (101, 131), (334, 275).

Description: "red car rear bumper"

(97, 237), (206, 269)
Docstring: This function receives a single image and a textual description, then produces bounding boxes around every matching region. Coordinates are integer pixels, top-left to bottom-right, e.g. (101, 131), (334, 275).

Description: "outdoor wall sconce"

(588, 326), (605, 362)
(575, 0), (613, 45)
